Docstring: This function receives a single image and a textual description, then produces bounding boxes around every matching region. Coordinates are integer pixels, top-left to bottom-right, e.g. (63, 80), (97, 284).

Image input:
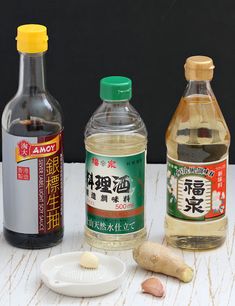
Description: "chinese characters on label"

(86, 151), (145, 234)
(17, 166), (30, 180)
(4, 131), (63, 235)
(92, 157), (117, 168)
(167, 157), (227, 221)
(87, 171), (131, 203)
(178, 177), (211, 218)
(46, 156), (61, 232)
(87, 218), (136, 233)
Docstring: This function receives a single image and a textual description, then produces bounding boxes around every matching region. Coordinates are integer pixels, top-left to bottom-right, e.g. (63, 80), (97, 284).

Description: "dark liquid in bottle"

(4, 119), (63, 249)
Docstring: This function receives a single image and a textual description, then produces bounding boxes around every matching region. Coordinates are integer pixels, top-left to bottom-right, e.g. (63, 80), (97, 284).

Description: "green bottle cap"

(100, 76), (132, 101)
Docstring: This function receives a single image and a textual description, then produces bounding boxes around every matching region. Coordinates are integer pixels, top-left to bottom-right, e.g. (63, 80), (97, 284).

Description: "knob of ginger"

(133, 241), (193, 282)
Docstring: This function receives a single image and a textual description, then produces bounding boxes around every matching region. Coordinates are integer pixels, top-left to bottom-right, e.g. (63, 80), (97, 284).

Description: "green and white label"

(85, 150), (145, 234)
(167, 156), (227, 221)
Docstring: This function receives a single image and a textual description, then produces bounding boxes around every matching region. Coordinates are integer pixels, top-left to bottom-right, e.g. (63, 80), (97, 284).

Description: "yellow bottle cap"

(16, 24), (48, 53)
(184, 56), (215, 81)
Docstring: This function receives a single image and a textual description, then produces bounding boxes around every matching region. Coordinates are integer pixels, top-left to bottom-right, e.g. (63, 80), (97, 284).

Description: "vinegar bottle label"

(167, 156), (227, 221)
(86, 150), (145, 234)
(2, 130), (64, 234)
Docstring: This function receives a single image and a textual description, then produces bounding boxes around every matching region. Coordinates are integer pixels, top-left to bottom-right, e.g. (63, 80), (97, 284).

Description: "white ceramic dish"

(40, 251), (126, 297)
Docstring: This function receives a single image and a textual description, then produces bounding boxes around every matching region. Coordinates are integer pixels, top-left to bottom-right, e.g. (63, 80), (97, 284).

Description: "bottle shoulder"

(2, 91), (63, 135)
(85, 101), (148, 138)
(166, 96), (230, 140)
(166, 95), (230, 162)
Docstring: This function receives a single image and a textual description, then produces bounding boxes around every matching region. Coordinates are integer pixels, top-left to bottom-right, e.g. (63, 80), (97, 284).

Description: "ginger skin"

(133, 241), (193, 283)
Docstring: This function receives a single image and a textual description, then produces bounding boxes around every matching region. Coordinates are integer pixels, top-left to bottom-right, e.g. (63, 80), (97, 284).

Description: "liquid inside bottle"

(2, 25), (64, 249)
(84, 76), (147, 250)
(165, 56), (230, 250)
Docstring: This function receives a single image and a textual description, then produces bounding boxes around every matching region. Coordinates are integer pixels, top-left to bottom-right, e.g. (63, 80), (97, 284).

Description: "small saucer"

(40, 251), (126, 297)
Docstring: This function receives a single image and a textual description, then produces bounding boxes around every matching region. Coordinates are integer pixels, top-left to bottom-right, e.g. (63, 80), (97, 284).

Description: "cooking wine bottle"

(84, 76), (147, 250)
(165, 56), (230, 249)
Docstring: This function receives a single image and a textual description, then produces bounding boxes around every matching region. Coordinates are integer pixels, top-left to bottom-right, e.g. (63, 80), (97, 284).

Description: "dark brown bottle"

(2, 25), (64, 249)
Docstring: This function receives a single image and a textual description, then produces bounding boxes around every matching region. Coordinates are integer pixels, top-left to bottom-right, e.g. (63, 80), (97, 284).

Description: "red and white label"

(16, 136), (59, 163)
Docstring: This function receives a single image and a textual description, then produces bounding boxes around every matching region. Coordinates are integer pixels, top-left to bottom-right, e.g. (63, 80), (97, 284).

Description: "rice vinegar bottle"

(85, 76), (147, 250)
(165, 56), (230, 250)
(2, 25), (64, 249)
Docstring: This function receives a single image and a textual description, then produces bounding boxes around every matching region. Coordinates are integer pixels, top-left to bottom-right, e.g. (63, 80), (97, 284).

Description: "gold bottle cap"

(184, 56), (215, 81)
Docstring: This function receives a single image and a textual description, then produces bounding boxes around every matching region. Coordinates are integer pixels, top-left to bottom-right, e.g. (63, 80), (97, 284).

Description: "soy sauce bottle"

(165, 56), (230, 250)
(2, 24), (64, 248)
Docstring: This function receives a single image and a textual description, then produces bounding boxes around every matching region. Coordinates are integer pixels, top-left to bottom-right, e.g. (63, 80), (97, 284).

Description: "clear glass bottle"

(165, 56), (230, 250)
(84, 76), (147, 250)
(2, 24), (64, 249)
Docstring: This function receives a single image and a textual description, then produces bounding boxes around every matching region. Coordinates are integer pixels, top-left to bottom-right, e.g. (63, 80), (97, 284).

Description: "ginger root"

(133, 241), (193, 282)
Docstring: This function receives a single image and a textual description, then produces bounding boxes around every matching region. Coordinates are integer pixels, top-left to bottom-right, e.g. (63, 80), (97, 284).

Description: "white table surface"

(0, 163), (234, 306)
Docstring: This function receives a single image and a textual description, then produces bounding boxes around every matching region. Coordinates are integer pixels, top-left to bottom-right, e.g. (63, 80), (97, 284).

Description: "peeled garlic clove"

(79, 252), (99, 269)
(141, 277), (165, 297)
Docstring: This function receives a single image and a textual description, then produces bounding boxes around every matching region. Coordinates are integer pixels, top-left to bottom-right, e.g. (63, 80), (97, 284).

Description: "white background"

(0, 163), (234, 306)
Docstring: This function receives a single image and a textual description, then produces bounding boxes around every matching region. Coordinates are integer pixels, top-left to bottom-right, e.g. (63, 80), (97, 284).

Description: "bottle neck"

(17, 52), (46, 94)
(103, 100), (130, 106)
(184, 80), (214, 97)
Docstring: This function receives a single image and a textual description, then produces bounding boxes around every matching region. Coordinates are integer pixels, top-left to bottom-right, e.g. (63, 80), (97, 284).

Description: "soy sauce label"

(167, 156), (227, 221)
(85, 150), (145, 234)
(37, 133), (63, 234)
(15, 134), (60, 162)
(2, 130), (63, 234)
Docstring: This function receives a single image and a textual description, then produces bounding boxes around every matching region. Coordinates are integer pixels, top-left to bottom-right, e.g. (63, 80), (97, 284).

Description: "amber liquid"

(165, 95), (230, 250)
(4, 118), (63, 249)
(85, 133), (147, 250)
